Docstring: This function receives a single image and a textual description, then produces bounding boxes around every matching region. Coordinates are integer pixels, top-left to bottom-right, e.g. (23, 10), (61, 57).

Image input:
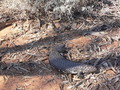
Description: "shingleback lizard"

(49, 44), (97, 76)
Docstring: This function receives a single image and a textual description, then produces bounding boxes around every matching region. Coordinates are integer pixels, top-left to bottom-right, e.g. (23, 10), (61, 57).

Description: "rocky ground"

(0, 0), (120, 90)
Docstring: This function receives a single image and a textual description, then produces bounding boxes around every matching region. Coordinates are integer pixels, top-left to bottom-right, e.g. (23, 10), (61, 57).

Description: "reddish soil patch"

(0, 19), (120, 90)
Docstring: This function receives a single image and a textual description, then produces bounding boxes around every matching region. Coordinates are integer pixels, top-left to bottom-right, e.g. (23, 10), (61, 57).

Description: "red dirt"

(0, 19), (120, 90)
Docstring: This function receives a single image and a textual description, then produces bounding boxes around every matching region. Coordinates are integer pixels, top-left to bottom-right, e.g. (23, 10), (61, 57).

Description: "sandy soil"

(0, 18), (120, 90)
(0, 1), (120, 89)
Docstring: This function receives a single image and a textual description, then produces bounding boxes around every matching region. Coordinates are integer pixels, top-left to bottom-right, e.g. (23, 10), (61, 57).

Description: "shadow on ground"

(0, 20), (120, 76)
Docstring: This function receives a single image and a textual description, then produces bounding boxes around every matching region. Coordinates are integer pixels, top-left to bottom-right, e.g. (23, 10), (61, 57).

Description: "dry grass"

(0, 0), (120, 90)
(0, 0), (114, 20)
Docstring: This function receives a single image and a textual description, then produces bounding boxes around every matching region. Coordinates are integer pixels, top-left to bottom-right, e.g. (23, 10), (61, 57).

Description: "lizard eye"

(78, 72), (84, 79)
